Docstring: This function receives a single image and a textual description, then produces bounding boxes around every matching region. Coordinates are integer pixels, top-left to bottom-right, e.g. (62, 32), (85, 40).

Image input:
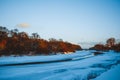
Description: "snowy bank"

(93, 64), (120, 80)
(0, 51), (92, 66)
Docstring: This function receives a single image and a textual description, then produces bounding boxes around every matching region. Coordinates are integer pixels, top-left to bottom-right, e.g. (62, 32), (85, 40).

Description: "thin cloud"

(16, 23), (30, 28)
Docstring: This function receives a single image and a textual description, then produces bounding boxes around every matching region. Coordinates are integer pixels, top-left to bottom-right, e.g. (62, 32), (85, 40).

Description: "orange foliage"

(0, 40), (6, 50)
(0, 26), (82, 56)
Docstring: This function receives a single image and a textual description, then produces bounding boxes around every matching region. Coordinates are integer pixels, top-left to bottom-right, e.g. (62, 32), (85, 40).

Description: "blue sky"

(0, 0), (120, 45)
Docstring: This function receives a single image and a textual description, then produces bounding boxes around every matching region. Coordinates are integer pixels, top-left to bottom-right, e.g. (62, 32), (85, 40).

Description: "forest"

(0, 26), (81, 56)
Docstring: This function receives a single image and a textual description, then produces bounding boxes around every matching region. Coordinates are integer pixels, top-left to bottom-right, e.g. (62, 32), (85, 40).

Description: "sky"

(0, 0), (120, 48)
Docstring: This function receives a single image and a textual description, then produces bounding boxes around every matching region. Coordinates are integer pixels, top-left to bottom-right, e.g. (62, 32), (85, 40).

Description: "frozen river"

(0, 50), (120, 80)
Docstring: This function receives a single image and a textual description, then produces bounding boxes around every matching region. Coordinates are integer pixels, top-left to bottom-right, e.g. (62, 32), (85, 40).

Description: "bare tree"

(32, 33), (40, 39)
(106, 38), (115, 47)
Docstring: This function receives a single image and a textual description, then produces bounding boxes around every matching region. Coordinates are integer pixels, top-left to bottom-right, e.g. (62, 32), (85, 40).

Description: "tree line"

(0, 26), (81, 56)
(89, 38), (120, 52)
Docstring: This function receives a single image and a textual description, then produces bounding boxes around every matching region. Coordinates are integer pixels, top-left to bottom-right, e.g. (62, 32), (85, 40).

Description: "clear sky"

(0, 0), (120, 46)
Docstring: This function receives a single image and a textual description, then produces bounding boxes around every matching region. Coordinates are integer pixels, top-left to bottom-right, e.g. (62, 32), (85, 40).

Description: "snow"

(0, 50), (93, 66)
(93, 64), (120, 80)
(0, 50), (120, 80)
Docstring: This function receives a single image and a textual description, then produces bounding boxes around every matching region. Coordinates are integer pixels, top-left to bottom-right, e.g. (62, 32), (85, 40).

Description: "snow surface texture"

(93, 64), (120, 80)
(0, 50), (120, 80)
(0, 51), (93, 65)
